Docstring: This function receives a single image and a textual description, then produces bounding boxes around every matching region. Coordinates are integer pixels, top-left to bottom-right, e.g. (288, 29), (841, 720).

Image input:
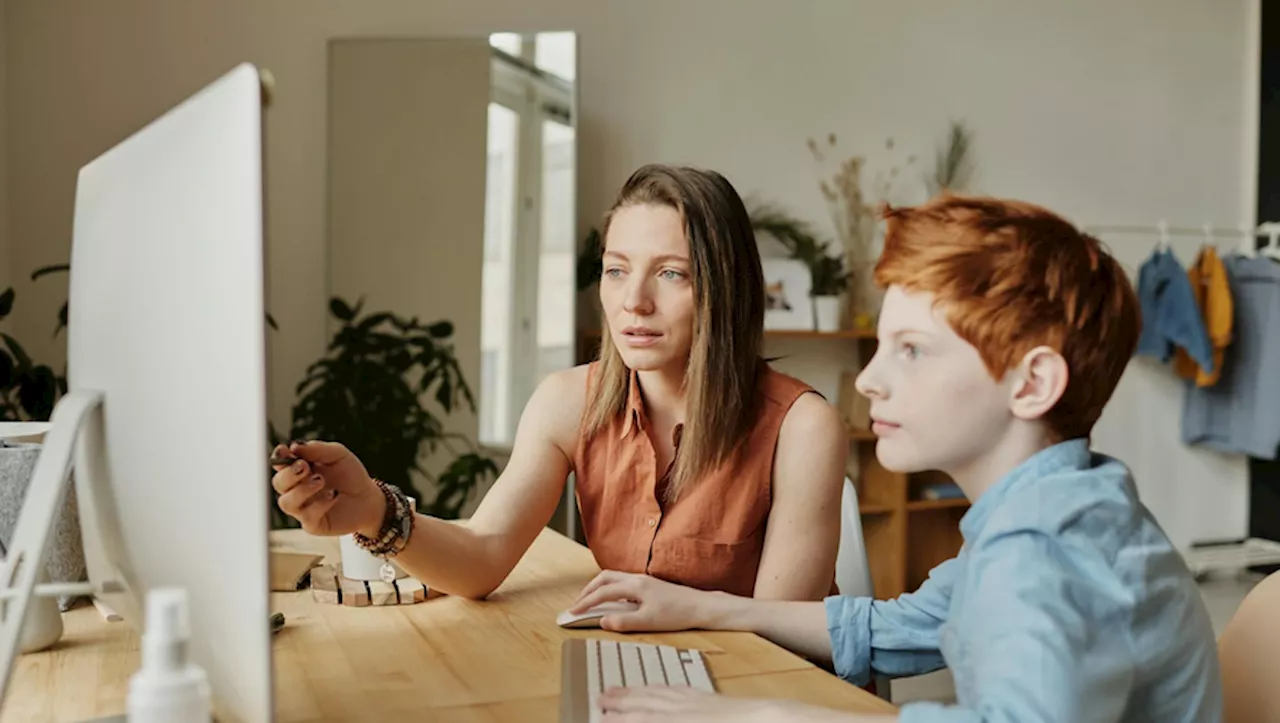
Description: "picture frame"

(761, 258), (814, 330)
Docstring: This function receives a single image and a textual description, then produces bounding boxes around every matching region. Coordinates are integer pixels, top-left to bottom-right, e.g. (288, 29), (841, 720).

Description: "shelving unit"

(573, 326), (968, 600)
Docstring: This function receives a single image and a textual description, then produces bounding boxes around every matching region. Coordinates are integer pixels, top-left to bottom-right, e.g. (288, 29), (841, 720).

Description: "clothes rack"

(1084, 222), (1280, 237)
(1090, 219), (1280, 574)
(1084, 220), (1280, 256)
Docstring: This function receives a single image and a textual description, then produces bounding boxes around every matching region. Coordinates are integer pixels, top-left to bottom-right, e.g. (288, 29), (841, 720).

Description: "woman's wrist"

(700, 590), (751, 631)
(355, 478), (390, 540)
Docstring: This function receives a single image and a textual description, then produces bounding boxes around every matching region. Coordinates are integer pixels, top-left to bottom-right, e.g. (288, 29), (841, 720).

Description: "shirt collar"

(959, 438), (1092, 541)
(620, 368), (647, 439)
(619, 368), (685, 446)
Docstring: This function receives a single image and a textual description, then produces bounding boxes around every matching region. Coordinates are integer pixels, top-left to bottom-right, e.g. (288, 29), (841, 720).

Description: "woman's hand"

(569, 571), (725, 633)
(270, 440), (386, 537)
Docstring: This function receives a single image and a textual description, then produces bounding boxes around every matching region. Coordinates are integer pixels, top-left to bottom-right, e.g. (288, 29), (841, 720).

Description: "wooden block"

(396, 578), (425, 603)
(426, 585), (445, 600)
(309, 564), (339, 592)
(368, 580), (398, 606)
(271, 550), (324, 591)
(312, 588), (339, 605)
(339, 576), (369, 607)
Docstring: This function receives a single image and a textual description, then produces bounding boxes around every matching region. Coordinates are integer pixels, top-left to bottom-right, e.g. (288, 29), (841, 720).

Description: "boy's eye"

(900, 343), (920, 360)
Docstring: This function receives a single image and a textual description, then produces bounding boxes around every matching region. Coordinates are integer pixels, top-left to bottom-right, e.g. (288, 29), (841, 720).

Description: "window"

(488, 33), (522, 58)
(479, 34), (577, 448)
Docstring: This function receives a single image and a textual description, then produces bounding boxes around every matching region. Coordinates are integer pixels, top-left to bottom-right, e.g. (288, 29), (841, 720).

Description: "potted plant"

(0, 283), (86, 614)
(277, 296), (498, 526)
(750, 204), (850, 331)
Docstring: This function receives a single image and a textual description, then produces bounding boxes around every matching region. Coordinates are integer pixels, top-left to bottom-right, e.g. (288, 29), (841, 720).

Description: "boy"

(574, 195), (1224, 722)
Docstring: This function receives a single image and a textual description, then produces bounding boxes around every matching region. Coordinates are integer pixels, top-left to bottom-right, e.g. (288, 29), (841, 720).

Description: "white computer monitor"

(0, 63), (274, 723)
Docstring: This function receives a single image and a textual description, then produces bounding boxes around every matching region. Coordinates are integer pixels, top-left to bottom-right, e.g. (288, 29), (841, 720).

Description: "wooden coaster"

(308, 563), (442, 607)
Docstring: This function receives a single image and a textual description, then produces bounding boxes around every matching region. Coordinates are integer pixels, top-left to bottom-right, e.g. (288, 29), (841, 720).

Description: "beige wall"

(327, 37), (489, 490)
(0, 0), (8, 294)
(0, 0), (1258, 549)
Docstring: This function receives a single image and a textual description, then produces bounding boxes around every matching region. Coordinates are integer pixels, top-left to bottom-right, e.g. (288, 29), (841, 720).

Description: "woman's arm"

(368, 365), (588, 599)
(753, 392), (847, 600)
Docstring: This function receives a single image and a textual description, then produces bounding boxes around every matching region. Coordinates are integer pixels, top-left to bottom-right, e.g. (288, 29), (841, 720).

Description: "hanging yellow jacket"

(1173, 246), (1233, 386)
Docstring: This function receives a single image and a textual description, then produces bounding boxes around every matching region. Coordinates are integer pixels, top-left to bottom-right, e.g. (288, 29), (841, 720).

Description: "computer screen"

(61, 62), (271, 723)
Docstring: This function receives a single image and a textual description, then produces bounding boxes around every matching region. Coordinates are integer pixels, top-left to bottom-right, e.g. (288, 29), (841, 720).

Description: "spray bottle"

(126, 587), (212, 723)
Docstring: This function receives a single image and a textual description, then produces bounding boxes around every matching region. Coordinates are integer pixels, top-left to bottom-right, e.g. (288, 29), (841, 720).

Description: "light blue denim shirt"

(825, 439), (1222, 722)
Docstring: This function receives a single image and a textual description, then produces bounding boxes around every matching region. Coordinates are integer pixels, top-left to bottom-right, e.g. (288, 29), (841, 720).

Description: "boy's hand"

(600, 687), (864, 722)
(569, 571), (720, 632)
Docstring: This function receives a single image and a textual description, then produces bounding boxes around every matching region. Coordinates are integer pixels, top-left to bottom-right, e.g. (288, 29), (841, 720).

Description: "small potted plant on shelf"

(750, 204), (850, 332)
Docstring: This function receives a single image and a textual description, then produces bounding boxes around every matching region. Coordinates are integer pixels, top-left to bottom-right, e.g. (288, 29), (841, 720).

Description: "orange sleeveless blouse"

(572, 361), (818, 598)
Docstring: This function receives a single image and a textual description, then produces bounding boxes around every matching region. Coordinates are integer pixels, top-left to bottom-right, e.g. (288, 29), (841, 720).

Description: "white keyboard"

(560, 638), (715, 723)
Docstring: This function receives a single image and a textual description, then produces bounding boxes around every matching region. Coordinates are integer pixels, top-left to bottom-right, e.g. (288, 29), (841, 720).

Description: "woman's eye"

(604, 267), (624, 278)
(660, 269), (686, 281)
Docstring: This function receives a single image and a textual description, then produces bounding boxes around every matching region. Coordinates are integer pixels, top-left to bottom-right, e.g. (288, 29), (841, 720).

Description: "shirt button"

(647, 518), (656, 527)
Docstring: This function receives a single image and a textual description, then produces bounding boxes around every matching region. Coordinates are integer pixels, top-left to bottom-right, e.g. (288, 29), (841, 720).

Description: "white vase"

(813, 296), (842, 332)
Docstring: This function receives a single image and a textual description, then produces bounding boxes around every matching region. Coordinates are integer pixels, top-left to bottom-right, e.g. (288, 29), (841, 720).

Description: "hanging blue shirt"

(1135, 248), (1215, 373)
(824, 439), (1222, 722)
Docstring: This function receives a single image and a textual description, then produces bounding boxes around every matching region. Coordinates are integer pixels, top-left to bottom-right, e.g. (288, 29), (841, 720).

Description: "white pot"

(813, 296), (842, 332)
(338, 495), (415, 582)
(20, 570), (64, 654)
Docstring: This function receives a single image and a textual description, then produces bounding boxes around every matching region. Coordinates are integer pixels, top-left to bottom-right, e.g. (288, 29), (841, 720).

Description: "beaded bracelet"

(352, 479), (414, 560)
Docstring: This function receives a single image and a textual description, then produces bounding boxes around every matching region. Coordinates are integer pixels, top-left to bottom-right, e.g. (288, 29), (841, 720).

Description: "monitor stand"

(0, 390), (126, 704)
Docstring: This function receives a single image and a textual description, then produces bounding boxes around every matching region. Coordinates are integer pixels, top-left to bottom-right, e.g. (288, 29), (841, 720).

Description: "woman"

(271, 163), (847, 601)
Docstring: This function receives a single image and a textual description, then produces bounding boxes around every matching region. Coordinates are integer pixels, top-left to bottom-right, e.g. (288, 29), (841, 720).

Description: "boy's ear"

(1009, 346), (1069, 421)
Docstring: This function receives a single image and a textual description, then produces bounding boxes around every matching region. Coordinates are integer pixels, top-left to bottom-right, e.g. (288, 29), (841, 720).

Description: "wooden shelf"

(906, 498), (970, 511)
(858, 503), (895, 515)
(848, 428), (876, 441)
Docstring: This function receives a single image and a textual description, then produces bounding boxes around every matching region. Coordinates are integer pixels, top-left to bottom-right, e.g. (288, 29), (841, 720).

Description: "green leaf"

(2, 334), (33, 371)
(427, 321), (454, 338)
(266, 312), (279, 331)
(55, 303), (68, 337)
(30, 263), (70, 281)
(0, 288), (13, 319)
(0, 351), (13, 388)
(18, 365), (57, 421)
(329, 297), (355, 322)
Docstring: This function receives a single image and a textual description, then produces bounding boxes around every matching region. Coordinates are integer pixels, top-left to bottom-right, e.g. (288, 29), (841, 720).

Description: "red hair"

(874, 194), (1139, 440)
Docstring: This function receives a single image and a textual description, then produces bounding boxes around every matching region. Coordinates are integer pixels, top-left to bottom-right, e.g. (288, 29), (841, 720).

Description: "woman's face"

(599, 203), (696, 373)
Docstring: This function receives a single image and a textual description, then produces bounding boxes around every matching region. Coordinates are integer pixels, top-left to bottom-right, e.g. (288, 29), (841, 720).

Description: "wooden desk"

(3, 528), (895, 722)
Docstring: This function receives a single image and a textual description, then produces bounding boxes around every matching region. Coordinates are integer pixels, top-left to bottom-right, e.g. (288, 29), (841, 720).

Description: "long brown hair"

(583, 164), (765, 502)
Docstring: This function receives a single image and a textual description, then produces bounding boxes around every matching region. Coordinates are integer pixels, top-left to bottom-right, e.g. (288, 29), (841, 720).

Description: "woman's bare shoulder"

(523, 364), (594, 447)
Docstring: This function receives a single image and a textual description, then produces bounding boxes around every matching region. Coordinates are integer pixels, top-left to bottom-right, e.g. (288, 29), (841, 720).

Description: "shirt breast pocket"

(650, 536), (762, 595)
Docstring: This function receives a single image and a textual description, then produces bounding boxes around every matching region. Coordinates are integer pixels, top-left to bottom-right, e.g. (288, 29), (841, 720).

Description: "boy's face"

(855, 285), (1018, 475)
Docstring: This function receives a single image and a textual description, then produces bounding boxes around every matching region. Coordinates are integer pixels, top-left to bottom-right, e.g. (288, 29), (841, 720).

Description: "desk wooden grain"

(3, 528), (895, 722)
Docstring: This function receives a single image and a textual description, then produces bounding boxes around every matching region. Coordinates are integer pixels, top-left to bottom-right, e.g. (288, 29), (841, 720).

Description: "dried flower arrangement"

(807, 133), (916, 326)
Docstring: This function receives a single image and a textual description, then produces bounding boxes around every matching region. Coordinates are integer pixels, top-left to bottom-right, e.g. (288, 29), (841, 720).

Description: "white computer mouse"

(556, 600), (641, 629)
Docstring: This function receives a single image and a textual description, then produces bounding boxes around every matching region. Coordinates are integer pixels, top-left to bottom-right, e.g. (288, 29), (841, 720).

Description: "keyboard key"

(639, 644), (666, 685)
(619, 643), (646, 686)
(586, 640), (602, 719)
(658, 645), (688, 686)
(684, 649), (715, 692)
(600, 640), (622, 691)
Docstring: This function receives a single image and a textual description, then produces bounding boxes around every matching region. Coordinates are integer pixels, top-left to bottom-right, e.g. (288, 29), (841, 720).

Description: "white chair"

(835, 476), (892, 701)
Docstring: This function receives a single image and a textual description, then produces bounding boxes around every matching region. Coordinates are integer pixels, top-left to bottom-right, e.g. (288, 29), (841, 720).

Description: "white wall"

(327, 38), (489, 491)
(0, 0), (1255, 549)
